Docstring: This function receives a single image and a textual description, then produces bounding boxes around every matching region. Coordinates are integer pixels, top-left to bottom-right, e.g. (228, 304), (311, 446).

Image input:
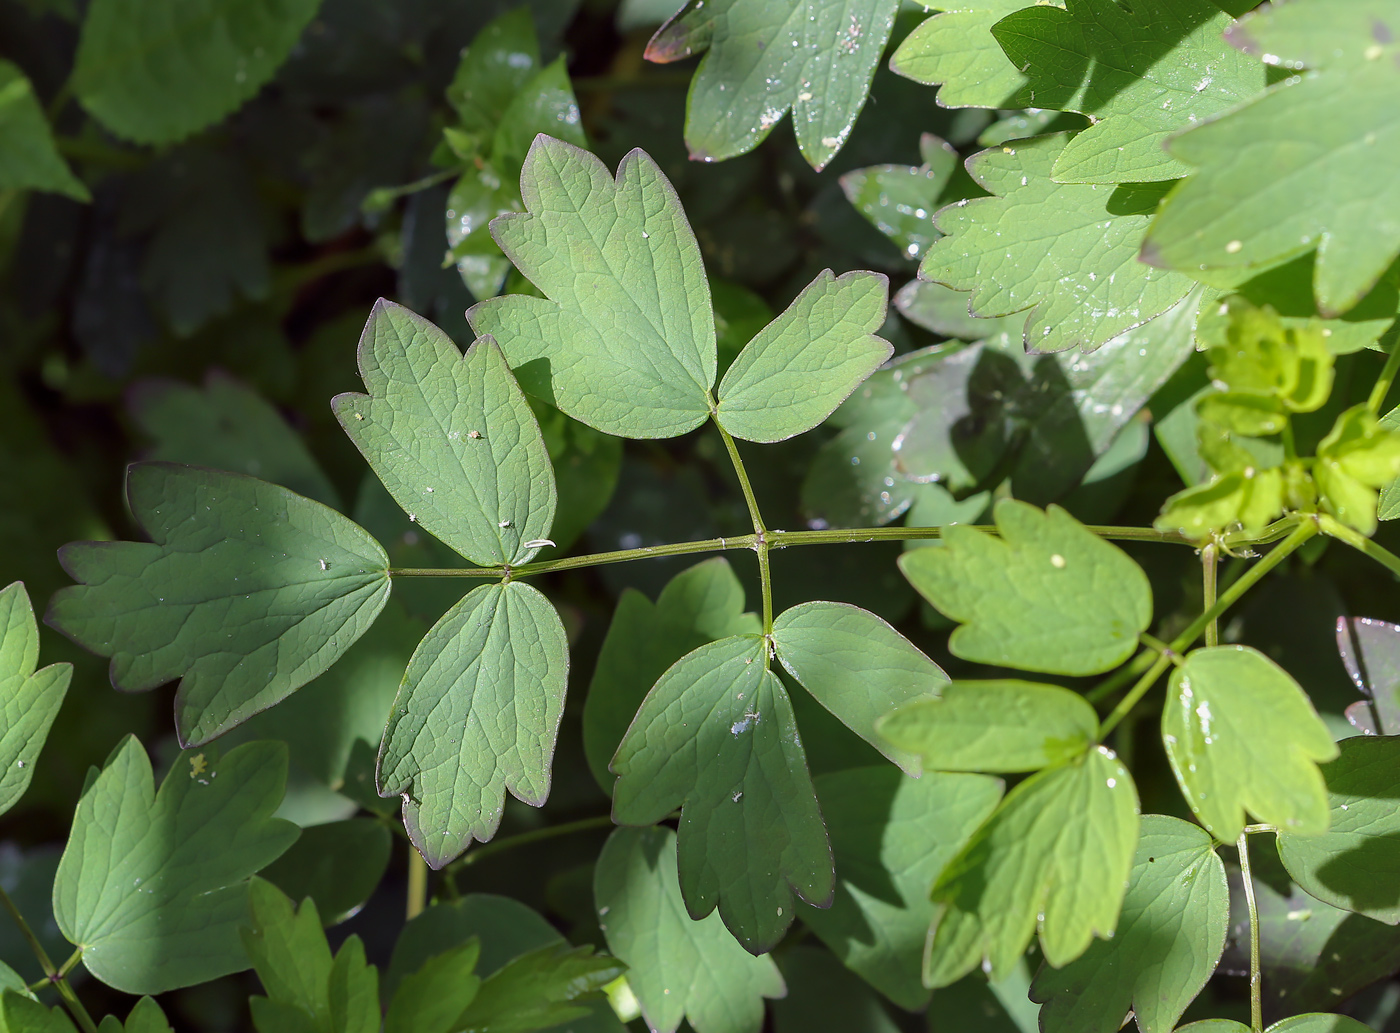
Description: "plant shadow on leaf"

(1316, 831), (1400, 917)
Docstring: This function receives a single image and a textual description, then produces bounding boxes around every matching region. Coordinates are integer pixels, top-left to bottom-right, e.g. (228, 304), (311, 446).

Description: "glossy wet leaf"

(72, 0), (320, 143)
(1162, 645), (1339, 841)
(583, 558), (759, 791)
(890, 1), (1034, 110)
(53, 738), (299, 994)
(1031, 814), (1228, 1033)
(46, 463), (391, 746)
(1337, 616), (1400, 735)
(715, 269), (892, 443)
(0, 582), (70, 817)
(260, 819), (392, 926)
(333, 300), (556, 567)
(611, 635), (834, 953)
(1277, 735), (1400, 924)
(993, 0), (1263, 183)
(772, 601), (947, 775)
(800, 766), (1002, 1010)
(925, 747), (1139, 985)
(878, 680), (1097, 774)
(923, 135), (1194, 352)
(645, 0), (901, 170)
(446, 7), (539, 134)
(1141, 0), (1400, 315)
(0, 61), (88, 200)
(469, 138), (715, 438)
(377, 580), (568, 868)
(899, 499), (1152, 676)
(840, 134), (959, 262)
(594, 825), (784, 1033)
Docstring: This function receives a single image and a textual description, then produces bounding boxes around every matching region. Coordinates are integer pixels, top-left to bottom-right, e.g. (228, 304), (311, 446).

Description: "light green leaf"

(1141, 0), (1400, 315)
(899, 499), (1153, 676)
(992, 0), (1264, 183)
(0, 582), (70, 816)
(72, 0), (321, 144)
(260, 819), (392, 926)
(108, 998), (173, 1033)
(922, 134), (1195, 352)
(377, 580), (568, 868)
(772, 601), (948, 775)
(925, 747), (1140, 986)
(611, 636), (834, 953)
(583, 558), (759, 791)
(1316, 404), (1400, 535)
(645, 0), (901, 170)
(1031, 814), (1228, 1033)
(894, 279), (1027, 340)
(333, 300), (556, 567)
(800, 766), (1002, 1010)
(715, 269), (892, 443)
(385, 943), (481, 1033)
(594, 826), (784, 1033)
(891, 2), (1036, 110)
(458, 942), (626, 1033)
(446, 163), (517, 303)
(840, 134), (960, 262)
(47, 463), (391, 746)
(1277, 734), (1400, 924)
(877, 680), (1097, 774)
(468, 138), (715, 439)
(0, 61), (88, 200)
(0, 965), (31, 1001)
(53, 738), (300, 994)
(1162, 645), (1339, 841)
(1154, 466), (1286, 540)
(1, 993), (77, 1033)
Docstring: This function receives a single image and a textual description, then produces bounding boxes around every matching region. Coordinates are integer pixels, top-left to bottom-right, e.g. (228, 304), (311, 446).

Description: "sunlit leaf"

(890, 2), (1035, 110)
(0, 582), (70, 817)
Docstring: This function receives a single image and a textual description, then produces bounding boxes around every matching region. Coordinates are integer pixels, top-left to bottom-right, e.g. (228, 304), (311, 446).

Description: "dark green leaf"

(260, 819), (392, 926)
(0, 582), (70, 816)
(1, 993), (78, 1033)
(0, 61), (88, 201)
(770, 946), (900, 1033)
(385, 943), (481, 1033)
(47, 463), (391, 746)
(447, 8), (541, 134)
(840, 134), (960, 262)
(458, 942), (626, 1033)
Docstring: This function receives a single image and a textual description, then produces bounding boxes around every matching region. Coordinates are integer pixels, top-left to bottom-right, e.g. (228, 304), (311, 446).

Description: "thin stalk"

(448, 815), (616, 876)
(1319, 515), (1400, 578)
(715, 423), (774, 634)
(406, 850), (427, 921)
(1238, 830), (1264, 1032)
(1369, 334), (1400, 415)
(1098, 653), (1172, 740)
(393, 534), (759, 579)
(1086, 648), (1158, 705)
(1202, 544), (1219, 648)
(0, 887), (96, 1033)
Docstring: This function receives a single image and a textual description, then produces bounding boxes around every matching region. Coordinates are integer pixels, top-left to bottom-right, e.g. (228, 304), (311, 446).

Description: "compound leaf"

(1162, 645), (1339, 841)
(53, 738), (300, 994)
(0, 582), (70, 817)
(772, 601), (948, 776)
(469, 138), (715, 439)
(595, 825), (785, 1033)
(333, 301), (556, 567)
(878, 680), (1097, 774)
(1277, 734), (1400, 924)
(377, 581), (567, 869)
(925, 747), (1139, 986)
(0, 61), (88, 201)
(899, 499), (1152, 676)
(890, 2), (1036, 110)
(458, 942), (625, 1033)
(992, 0), (1264, 184)
(646, 0), (901, 170)
(1141, 0), (1400, 315)
(47, 463), (391, 747)
(922, 134), (1195, 352)
(800, 767), (1003, 1010)
(611, 636), (834, 953)
(1031, 814), (1228, 1033)
(72, 0), (320, 144)
(384, 942), (481, 1033)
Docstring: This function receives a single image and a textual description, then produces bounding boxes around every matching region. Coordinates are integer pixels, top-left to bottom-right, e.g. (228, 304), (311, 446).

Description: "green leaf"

(53, 738), (300, 994)
(468, 138), (715, 439)
(1154, 466), (1286, 540)
(1140, 0), (1400, 315)
(0, 61), (88, 201)
(800, 766), (1003, 1010)
(491, 58), (586, 184)
(72, 0), (321, 144)
(1277, 734), (1400, 924)
(992, 0), (1264, 183)
(377, 580), (568, 868)
(645, 0), (901, 170)
(446, 163), (517, 302)
(1, 993), (77, 1033)
(922, 135), (1195, 352)
(611, 635), (834, 953)
(594, 825), (784, 1033)
(925, 747), (1139, 986)
(715, 270), (892, 443)
(333, 300), (556, 567)
(259, 819), (392, 926)
(891, 2), (1035, 110)
(894, 279), (1026, 340)
(840, 134), (960, 262)
(106, 998), (173, 1033)
(47, 463), (391, 746)
(1179, 1019), (1374, 1033)
(385, 943), (481, 1033)
(0, 582), (70, 816)
(772, 601), (948, 775)
(1337, 616), (1400, 735)
(531, 400), (621, 556)
(878, 680), (1098, 773)
(446, 8), (540, 135)
(1316, 404), (1400, 534)
(1162, 645), (1339, 841)
(899, 499), (1153, 676)
(1030, 814), (1229, 1033)
(770, 946), (901, 1033)
(1197, 295), (1334, 414)
(583, 558), (759, 791)
(458, 942), (626, 1033)
(129, 372), (341, 509)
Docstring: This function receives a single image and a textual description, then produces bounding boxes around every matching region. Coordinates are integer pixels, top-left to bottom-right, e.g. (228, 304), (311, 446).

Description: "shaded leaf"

(446, 7), (539, 133)
(458, 942), (625, 1033)
(770, 946), (900, 1033)
(840, 134), (960, 262)
(385, 943), (481, 1033)
(0, 582), (70, 817)
(0, 61), (87, 200)
(260, 819), (392, 926)
(1336, 616), (1400, 735)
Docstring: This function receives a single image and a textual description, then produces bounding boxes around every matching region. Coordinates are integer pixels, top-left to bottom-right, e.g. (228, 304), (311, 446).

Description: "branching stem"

(1319, 515), (1400, 577)
(0, 886), (96, 1033)
(1238, 829), (1264, 1032)
(445, 815), (616, 887)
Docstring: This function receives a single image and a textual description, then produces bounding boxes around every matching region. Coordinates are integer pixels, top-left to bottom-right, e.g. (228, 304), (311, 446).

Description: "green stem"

(1319, 514), (1400, 577)
(57, 949), (82, 979)
(715, 423), (774, 634)
(1202, 543), (1219, 648)
(406, 849), (427, 921)
(0, 888), (96, 1033)
(1369, 333), (1400, 415)
(1098, 653), (1172, 740)
(1239, 829), (1264, 1032)
(447, 815), (616, 879)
